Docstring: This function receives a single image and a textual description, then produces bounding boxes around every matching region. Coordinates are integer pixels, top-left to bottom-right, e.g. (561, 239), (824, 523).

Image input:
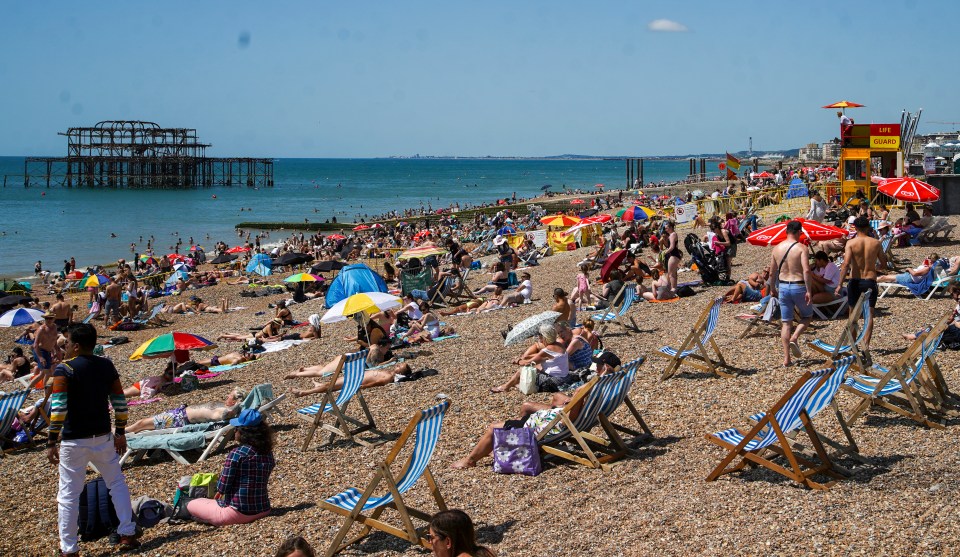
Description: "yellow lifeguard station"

(838, 121), (904, 204)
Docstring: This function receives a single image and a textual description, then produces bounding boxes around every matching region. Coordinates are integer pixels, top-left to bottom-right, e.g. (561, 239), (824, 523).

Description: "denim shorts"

(742, 284), (763, 302)
(778, 282), (812, 321)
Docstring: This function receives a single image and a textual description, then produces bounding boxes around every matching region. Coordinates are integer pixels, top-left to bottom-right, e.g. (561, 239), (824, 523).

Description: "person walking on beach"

(104, 277), (122, 325)
(767, 220), (813, 367)
(835, 216), (886, 351)
(47, 323), (140, 555)
(50, 294), (72, 331)
(34, 311), (60, 380)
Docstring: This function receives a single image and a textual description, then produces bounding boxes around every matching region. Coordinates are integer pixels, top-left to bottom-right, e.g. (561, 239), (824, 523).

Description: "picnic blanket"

(259, 339), (310, 353)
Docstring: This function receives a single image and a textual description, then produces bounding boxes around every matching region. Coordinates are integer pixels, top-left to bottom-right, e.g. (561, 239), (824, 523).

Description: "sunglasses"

(424, 533), (444, 543)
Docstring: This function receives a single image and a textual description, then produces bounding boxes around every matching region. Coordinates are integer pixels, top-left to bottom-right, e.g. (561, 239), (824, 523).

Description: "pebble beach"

(2, 214), (960, 557)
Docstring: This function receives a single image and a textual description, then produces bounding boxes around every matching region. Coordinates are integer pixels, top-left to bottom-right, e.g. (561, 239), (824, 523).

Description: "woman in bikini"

(663, 219), (683, 296)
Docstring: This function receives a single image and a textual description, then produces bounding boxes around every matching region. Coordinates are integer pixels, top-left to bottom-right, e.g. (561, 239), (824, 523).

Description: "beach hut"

(324, 263), (389, 309)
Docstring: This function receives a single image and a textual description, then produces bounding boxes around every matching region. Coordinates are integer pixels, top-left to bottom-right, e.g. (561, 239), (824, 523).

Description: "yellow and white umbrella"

(321, 292), (403, 324)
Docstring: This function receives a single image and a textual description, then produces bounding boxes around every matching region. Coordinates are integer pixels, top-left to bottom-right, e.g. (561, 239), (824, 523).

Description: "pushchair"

(684, 233), (732, 286)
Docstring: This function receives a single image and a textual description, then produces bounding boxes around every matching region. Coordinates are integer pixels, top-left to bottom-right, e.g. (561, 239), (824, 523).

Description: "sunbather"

(642, 269), (677, 301)
(473, 262), (509, 296)
(287, 362), (413, 395)
(491, 324), (572, 393)
(218, 318), (285, 342)
(123, 363), (175, 398)
(405, 303), (455, 342)
(0, 347), (32, 383)
(195, 350), (260, 368)
(125, 388), (246, 433)
(552, 288), (572, 325)
(452, 352), (622, 469)
(438, 298), (486, 316)
(877, 256), (936, 285)
(723, 269), (768, 303)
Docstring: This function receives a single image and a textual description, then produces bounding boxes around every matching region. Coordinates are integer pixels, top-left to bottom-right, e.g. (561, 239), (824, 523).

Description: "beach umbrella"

(0, 307), (44, 327)
(398, 244), (447, 260)
(64, 270), (85, 280)
(822, 100), (865, 113)
(617, 206), (654, 222)
(878, 176), (941, 203)
(0, 294), (33, 307)
(595, 183), (605, 189)
(540, 214), (581, 227)
(250, 263), (272, 277)
(273, 252), (313, 267)
(311, 260), (348, 273)
(599, 250), (629, 282)
(166, 253), (186, 262)
(755, 171), (773, 179)
(570, 199), (585, 205)
(172, 262), (188, 272)
(129, 332), (217, 361)
(165, 269), (190, 285)
(504, 311), (561, 347)
(562, 214), (613, 237)
(245, 252), (272, 273)
(746, 218), (847, 246)
(353, 224), (371, 231)
(327, 234), (346, 241)
(370, 223), (384, 229)
(78, 274), (110, 288)
(210, 253), (238, 265)
(396, 222), (409, 228)
(498, 225), (517, 235)
(226, 246), (249, 254)
(139, 255), (158, 266)
(321, 292), (402, 324)
(541, 184), (553, 190)
(284, 273), (324, 283)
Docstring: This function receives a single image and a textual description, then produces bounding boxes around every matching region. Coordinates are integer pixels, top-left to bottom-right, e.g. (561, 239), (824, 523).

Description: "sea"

(0, 157), (695, 279)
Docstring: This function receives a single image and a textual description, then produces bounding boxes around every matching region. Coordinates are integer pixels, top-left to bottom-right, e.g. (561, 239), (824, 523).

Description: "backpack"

(78, 477), (120, 541)
(131, 495), (173, 528)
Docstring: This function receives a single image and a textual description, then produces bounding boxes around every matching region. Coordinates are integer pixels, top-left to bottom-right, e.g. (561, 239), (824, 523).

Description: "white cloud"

(648, 19), (688, 32)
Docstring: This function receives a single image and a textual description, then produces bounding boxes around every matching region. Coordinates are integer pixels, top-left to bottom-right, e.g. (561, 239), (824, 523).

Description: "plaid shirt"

(217, 445), (275, 515)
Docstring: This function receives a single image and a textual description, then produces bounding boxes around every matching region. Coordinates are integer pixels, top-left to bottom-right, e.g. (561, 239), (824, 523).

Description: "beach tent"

(245, 252), (272, 273)
(0, 280), (28, 295)
(324, 263), (388, 309)
(785, 177), (809, 199)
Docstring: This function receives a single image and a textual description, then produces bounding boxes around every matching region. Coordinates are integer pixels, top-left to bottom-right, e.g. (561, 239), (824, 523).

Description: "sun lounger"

(705, 362), (848, 490)
(924, 267), (959, 300)
(657, 297), (729, 379)
(319, 401), (450, 556)
(298, 349), (385, 449)
(590, 283), (639, 335)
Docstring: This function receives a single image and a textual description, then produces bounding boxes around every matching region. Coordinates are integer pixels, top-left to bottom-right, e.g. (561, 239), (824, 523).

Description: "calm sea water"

(0, 157), (693, 278)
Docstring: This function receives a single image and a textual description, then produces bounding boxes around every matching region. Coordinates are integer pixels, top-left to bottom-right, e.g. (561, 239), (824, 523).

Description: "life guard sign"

(869, 124), (900, 150)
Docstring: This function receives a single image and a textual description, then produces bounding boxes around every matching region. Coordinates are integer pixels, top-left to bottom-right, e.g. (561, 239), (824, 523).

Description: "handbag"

(518, 365), (538, 395)
(492, 427), (542, 476)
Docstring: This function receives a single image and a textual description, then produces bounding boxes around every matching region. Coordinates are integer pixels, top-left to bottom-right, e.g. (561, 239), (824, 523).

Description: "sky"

(1, 0), (956, 158)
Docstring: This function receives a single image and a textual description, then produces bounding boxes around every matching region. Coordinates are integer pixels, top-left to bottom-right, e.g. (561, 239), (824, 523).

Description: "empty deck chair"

(297, 349), (383, 449)
(319, 401), (450, 557)
(399, 265), (432, 297)
(594, 356), (653, 450)
(841, 323), (948, 430)
(736, 296), (782, 339)
(658, 297), (729, 380)
(590, 283), (639, 335)
(705, 364), (847, 490)
(808, 292), (869, 365)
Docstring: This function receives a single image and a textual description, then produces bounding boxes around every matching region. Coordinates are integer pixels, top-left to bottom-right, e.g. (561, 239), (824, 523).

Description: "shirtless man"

(33, 312), (60, 380)
(767, 221), (813, 367)
(125, 388), (246, 433)
(104, 277), (123, 324)
(552, 288), (572, 326)
(724, 268), (769, 303)
(835, 216), (887, 350)
(288, 362), (413, 396)
(195, 351), (260, 368)
(50, 294), (72, 332)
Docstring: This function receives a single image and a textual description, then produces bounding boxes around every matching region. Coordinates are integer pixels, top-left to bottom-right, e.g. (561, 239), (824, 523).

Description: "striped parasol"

(398, 244), (447, 260)
(129, 332), (217, 361)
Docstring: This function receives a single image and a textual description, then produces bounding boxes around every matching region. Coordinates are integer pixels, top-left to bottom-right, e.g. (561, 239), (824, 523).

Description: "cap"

(229, 408), (264, 427)
(592, 351), (622, 370)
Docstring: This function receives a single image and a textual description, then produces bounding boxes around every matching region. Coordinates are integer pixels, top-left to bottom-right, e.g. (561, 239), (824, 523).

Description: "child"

(569, 264), (598, 311)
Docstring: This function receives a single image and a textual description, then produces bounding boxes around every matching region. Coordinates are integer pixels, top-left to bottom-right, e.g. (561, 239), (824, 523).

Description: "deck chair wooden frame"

(427, 271), (475, 308)
(706, 366), (846, 490)
(591, 283), (639, 335)
(807, 292), (869, 367)
(320, 401), (450, 557)
(737, 296), (782, 339)
(841, 314), (952, 430)
(658, 297), (729, 380)
(911, 313), (960, 415)
(811, 295), (848, 320)
(597, 357), (654, 450)
(299, 350), (384, 449)
(0, 374), (45, 458)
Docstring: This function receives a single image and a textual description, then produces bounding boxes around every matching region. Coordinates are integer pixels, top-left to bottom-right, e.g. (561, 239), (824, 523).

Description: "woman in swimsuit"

(473, 262), (509, 296)
(663, 220), (682, 296)
(0, 347), (32, 383)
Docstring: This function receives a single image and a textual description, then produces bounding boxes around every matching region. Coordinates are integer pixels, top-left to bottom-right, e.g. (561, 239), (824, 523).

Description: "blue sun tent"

(785, 177), (809, 199)
(324, 263), (389, 308)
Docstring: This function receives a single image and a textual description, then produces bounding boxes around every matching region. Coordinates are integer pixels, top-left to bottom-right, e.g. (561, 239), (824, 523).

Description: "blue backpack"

(78, 477), (120, 541)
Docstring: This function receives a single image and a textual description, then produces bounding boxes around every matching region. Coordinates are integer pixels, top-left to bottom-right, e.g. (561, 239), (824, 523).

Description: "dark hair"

(237, 420), (275, 455)
(275, 535), (316, 557)
(785, 220), (802, 236)
(553, 287), (567, 299)
(12, 347), (23, 356)
(853, 216), (871, 232)
(428, 510), (492, 557)
(814, 251), (829, 262)
(68, 323), (98, 351)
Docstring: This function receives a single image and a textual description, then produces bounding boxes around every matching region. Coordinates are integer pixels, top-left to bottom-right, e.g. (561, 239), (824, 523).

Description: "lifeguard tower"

(835, 110), (921, 205)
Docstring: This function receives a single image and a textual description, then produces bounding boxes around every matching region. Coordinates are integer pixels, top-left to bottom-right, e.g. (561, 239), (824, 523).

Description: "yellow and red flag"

(726, 153), (741, 180)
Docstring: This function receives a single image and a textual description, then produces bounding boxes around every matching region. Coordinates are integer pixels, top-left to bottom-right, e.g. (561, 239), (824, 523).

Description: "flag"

(726, 152), (741, 180)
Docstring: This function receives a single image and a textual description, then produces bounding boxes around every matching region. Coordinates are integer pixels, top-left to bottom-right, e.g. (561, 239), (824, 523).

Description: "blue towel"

(904, 268), (936, 297)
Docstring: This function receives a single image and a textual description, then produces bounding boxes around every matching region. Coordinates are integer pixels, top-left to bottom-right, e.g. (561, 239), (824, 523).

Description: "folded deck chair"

(320, 401), (450, 557)
(121, 383), (285, 466)
(658, 297), (729, 380)
(841, 320), (948, 430)
(808, 292), (870, 365)
(590, 283), (639, 335)
(298, 349), (384, 449)
(706, 364), (846, 490)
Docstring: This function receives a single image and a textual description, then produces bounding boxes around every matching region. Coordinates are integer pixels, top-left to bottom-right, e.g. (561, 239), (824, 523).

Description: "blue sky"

(1, 1), (955, 157)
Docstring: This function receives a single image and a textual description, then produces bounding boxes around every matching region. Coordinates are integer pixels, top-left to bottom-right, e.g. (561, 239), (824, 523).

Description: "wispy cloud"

(648, 19), (688, 32)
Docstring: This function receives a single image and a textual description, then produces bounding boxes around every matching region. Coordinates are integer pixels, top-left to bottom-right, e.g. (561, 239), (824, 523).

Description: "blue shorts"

(741, 283), (763, 302)
(33, 348), (53, 371)
(778, 283), (812, 321)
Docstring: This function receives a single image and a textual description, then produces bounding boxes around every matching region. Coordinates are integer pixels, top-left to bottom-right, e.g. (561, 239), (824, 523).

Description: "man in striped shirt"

(47, 323), (140, 555)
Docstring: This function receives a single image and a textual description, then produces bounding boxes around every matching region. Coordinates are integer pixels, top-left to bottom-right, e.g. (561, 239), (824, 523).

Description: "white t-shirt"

(815, 262), (840, 290)
(518, 279), (533, 301)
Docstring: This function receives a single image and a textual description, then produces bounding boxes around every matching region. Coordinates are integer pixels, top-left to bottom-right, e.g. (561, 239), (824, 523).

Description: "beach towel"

(647, 297), (680, 303)
(128, 397), (162, 407)
(368, 357), (405, 371)
(207, 362), (253, 373)
(259, 339), (310, 353)
(431, 334), (460, 342)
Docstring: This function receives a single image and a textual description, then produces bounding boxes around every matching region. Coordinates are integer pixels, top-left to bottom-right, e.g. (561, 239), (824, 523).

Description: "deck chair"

(705, 364), (847, 490)
(657, 297), (729, 380)
(808, 292), (870, 366)
(319, 401), (450, 557)
(1, 374), (46, 457)
(924, 267), (959, 300)
(811, 294), (848, 320)
(428, 271), (475, 308)
(121, 383), (285, 466)
(590, 283), (639, 335)
(841, 321), (948, 430)
(399, 266), (432, 297)
(594, 357), (654, 450)
(130, 302), (168, 327)
(736, 296), (785, 339)
(297, 349), (384, 449)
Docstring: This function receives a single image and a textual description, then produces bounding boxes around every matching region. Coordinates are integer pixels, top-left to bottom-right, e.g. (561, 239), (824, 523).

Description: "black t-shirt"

(54, 355), (120, 440)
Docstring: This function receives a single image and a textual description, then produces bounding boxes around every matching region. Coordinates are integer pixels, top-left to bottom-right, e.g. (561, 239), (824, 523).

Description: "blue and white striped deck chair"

(319, 401), (450, 556)
(706, 365), (846, 490)
(808, 292), (870, 365)
(0, 374), (43, 457)
(597, 357), (654, 450)
(590, 283), (639, 335)
(842, 323), (947, 430)
(298, 349), (383, 449)
(658, 297), (729, 380)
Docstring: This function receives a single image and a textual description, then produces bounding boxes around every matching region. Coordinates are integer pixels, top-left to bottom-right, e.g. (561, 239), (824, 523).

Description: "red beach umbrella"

(65, 270), (85, 280)
(877, 176), (940, 203)
(570, 199), (585, 205)
(755, 171), (773, 179)
(747, 218), (847, 246)
(822, 100), (865, 113)
(582, 214), (612, 225)
(226, 246), (249, 254)
(327, 234), (346, 241)
(594, 183), (605, 189)
(599, 249), (629, 282)
(353, 224), (371, 231)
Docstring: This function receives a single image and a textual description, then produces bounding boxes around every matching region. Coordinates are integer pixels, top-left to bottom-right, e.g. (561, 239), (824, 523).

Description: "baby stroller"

(684, 233), (731, 286)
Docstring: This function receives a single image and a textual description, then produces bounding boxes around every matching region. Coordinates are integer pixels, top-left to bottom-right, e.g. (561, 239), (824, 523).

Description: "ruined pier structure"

(21, 120), (273, 188)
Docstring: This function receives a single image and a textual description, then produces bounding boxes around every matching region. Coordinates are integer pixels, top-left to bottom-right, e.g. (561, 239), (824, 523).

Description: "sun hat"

(42, 310), (55, 319)
(493, 235), (506, 246)
(229, 408), (264, 427)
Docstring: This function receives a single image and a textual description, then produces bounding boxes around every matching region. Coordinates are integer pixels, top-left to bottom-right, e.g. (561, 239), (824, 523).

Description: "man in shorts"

(50, 294), (72, 331)
(125, 388), (246, 433)
(33, 311), (60, 380)
(768, 220), (813, 367)
(836, 216), (887, 350)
